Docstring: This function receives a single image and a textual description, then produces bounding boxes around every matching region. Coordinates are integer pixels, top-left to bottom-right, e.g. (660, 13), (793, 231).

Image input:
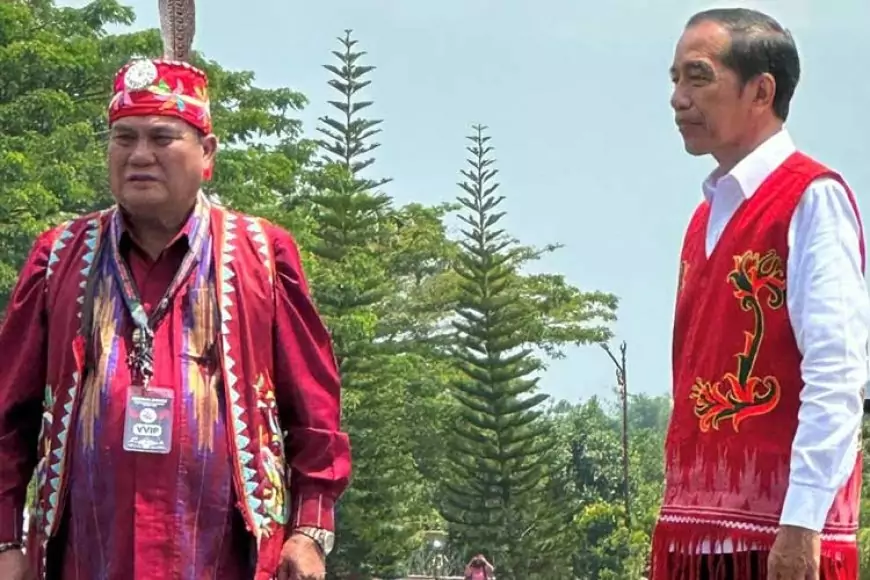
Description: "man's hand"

(0, 548), (33, 580)
(767, 525), (821, 579)
(276, 533), (326, 580)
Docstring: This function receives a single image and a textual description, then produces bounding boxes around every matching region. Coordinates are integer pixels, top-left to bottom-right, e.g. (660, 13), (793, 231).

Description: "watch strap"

(0, 541), (22, 554)
(293, 526), (335, 556)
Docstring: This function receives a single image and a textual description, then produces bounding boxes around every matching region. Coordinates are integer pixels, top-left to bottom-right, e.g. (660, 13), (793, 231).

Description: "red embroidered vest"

(26, 205), (292, 579)
(651, 153), (864, 578)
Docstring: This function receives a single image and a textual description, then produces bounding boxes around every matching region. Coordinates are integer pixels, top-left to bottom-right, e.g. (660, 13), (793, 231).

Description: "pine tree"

(307, 29), (391, 359)
(442, 126), (556, 579)
(307, 30), (425, 578)
(316, 29), (391, 194)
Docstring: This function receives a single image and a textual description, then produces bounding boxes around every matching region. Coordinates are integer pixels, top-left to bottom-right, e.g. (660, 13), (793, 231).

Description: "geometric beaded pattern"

(219, 210), (287, 546)
(217, 210), (268, 541)
(39, 215), (105, 568)
(658, 512), (857, 543)
(45, 222), (75, 283)
(243, 215), (274, 287)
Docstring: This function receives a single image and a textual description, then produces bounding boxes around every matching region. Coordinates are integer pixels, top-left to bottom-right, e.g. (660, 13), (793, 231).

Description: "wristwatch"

(293, 527), (335, 556)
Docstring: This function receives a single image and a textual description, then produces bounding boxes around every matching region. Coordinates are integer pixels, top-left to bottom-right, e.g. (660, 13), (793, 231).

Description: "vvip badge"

(123, 386), (174, 454)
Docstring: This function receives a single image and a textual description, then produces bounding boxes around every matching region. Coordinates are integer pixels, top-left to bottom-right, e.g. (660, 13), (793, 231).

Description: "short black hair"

(686, 8), (800, 121)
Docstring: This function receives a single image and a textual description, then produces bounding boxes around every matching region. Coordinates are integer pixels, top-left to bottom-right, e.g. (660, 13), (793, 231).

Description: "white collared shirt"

(701, 129), (869, 540)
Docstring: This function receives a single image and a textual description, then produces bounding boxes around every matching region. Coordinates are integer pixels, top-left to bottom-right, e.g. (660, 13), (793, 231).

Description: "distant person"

(651, 8), (868, 580)
(465, 554), (494, 580)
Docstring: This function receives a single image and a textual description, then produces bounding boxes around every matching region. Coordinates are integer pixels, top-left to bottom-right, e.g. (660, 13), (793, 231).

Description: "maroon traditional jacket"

(651, 153), (863, 579)
(0, 203), (351, 579)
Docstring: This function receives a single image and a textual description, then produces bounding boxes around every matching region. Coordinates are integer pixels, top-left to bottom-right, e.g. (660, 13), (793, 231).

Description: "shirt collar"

(118, 196), (202, 253)
(702, 129), (797, 202)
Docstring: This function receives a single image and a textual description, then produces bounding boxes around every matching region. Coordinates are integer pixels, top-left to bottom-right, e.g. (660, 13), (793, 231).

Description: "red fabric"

(0, 209), (350, 578)
(59, 228), (251, 579)
(651, 152), (863, 580)
(271, 227), (350, 533)
(0, 237), (47, 545)
(109, 59), (211, 134)
(658, 550), (856, 579)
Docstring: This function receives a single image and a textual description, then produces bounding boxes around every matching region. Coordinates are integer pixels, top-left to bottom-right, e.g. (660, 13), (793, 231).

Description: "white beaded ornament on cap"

(123, 60), (159, 91)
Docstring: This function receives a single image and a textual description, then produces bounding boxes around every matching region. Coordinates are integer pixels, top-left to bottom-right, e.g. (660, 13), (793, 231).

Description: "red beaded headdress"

(107, 0), (214, 177)
(108, 59), (211, 135)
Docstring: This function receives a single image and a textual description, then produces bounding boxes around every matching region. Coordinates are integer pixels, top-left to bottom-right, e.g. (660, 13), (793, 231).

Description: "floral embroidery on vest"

(255, 372), (289, 528)
(33, 384), (53, 525)
(690, 249), (785, 432)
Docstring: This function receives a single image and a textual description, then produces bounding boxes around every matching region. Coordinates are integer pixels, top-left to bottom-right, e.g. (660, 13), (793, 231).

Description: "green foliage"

(200, 56), (314, 211)
(572, 502), (649, 580)
(858, 422), (870, 579)
(626, 400), (668, 535)
(541, 395), (669, 578)
(0, 0), (130, 302)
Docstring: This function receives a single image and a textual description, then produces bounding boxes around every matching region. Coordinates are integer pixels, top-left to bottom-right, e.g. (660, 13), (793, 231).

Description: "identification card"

(123, 386), (174, 454)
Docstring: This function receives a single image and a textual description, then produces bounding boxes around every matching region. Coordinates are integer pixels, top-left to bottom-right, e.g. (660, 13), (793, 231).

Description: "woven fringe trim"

(650, 521), (858, 580)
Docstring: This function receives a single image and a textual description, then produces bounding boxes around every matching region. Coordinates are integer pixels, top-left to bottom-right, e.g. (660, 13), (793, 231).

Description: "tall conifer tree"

(308, 30), (423, 578)
(442, 126), (555, 579)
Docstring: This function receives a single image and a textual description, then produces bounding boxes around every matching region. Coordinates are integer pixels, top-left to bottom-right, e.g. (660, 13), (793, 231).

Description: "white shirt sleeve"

(780, 176), (869, 532)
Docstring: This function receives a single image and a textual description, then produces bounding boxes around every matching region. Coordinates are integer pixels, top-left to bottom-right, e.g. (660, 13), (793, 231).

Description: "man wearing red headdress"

(0, 6), (350, 580)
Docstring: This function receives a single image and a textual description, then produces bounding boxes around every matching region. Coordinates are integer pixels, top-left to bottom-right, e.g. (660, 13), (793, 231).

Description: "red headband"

(108, 59), (214, 178)
(109, 59), (212, 133)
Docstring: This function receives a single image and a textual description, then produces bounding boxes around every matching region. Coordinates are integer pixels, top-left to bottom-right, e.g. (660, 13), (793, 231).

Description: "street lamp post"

(431, 539), (444, 580)
(601, 340), (630, 527)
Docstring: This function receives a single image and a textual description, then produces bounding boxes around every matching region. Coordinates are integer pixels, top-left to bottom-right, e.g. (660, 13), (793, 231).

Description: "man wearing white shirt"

(650, 8), (868, 580)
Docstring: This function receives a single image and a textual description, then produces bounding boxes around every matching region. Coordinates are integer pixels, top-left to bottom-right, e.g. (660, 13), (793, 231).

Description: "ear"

(752, 72), (777, 111)
(201, 134), (219, 181)
(202, 133), (219, 164)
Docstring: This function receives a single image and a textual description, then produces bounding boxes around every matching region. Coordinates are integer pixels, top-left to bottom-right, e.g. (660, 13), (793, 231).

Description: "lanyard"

(107, 196), (211, 385)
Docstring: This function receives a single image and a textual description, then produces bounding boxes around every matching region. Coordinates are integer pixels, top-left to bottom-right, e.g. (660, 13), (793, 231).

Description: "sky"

(62, 0), (870, 403)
